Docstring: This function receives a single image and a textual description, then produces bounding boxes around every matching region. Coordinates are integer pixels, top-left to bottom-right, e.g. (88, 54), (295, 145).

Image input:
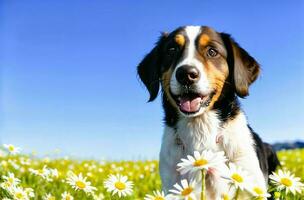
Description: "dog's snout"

(175, 65), (200, 85)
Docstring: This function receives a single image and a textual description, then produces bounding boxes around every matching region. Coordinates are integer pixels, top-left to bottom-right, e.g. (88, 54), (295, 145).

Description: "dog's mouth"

(171, 91), (214, 115)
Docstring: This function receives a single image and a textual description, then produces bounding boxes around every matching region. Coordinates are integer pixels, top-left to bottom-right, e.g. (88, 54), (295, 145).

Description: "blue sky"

(1, 1), (303, 160)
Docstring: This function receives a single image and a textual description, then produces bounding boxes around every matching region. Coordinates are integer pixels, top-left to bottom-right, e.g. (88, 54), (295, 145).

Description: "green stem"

(234, 187), (240, 200)
(201, 169), (207, 200)
(281, 191), (286, 200)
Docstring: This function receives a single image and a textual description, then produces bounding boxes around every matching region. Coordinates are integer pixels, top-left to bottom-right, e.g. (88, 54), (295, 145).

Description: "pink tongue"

(179, 97), (202, 113)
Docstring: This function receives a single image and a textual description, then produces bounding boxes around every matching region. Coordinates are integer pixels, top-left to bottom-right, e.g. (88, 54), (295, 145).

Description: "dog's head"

(138, 26), (260, 117)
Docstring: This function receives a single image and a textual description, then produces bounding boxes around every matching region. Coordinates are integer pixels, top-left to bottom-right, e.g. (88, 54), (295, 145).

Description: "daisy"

(177, 150), (227, 178)
(144, 190), (168, 200)
(25, 187), (35, 198)
(61, 191), (74, 200)
(44, 193), (56, 200)
(92, 193), (105, 200)
(220, 187), (236, 200)
(269, 169), (304, 195)
(12, 187), (29, 200)
(30, 166), (56, 182)
(8, 159), (20, 170)
(0, 181), (14, 192)
(50, 168), (59, 179)
(273, 191), (281, 200)
(221, 193), (230, 200)
(3, 144), (21, 154)
(66, 172), (97, 194)
(223, 163), (250, 191)
(29, 165), (50, 180)
(2, 172), (20, 187)
(249, 186), (271, 200)
(104, 174), (133, 197)
(1, 160), (8, 168)
(20, 157), (31, 166)
(169, 179), (199, 200)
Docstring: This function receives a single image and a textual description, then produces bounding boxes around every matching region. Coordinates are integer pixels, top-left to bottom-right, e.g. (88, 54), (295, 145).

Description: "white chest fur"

(159, 110), (266, 199)
(176, 110), (222, 155)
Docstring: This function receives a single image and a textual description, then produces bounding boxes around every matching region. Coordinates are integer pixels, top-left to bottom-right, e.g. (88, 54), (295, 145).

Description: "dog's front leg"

(159, 126), (184, 193)
(220, 114), (268, 190)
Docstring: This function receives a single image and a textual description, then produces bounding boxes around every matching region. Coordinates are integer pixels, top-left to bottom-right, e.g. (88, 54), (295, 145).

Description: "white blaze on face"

(170, 26), (211, 96)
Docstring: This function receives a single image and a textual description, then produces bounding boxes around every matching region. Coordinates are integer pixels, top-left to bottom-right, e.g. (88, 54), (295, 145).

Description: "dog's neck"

(175, 110), (221, 152)
(162, 87), (241, 153)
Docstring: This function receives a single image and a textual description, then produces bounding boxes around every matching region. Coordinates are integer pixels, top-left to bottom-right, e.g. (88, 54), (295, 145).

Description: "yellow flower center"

(181, 187), (193, 196)
(231, 173), (244, 183)
(274, 192), (281, 198)
(253, 187), (264, 195)
(280, 177), (292, 187)
(15, 192), (23, 199)
(221, 193), (230, 200)
(155, 197), (165, 200)
(66, 196), (72, 200)
(115, 181), (126, 190)
(8, 177), (14, 184)
(193, 159), (208, 167)
(76, 180), (86, 189)
(5, 182), (11, 187)
(8, 145), (15, 152)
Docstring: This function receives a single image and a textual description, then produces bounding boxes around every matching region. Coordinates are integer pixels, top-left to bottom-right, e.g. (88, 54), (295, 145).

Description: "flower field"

(0, 145), (303, 200)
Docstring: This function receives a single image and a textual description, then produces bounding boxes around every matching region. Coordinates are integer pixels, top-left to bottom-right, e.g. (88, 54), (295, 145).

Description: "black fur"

(213, 86), (241, 123)
(137, 35), (167, 102)
(221, 33), (261, 98)
(250, 127), (280, 179)
(162, 92), (179, 128)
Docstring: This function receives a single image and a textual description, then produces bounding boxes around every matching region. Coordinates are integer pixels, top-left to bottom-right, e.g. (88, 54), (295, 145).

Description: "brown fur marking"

(199, 34), (210, 46)
(175, 34), (185, 47)
(161, 68), (178, 109)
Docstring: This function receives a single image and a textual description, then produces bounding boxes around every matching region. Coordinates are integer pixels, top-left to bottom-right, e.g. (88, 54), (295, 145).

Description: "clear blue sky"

(1, 1), (303, 160)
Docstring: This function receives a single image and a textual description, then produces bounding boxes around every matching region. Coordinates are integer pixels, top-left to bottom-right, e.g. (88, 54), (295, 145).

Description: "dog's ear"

(221, 33), (260, 98)
(137, 33), (167, 102)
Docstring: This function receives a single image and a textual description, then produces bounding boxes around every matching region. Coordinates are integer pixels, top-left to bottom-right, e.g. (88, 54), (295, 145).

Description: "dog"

(137, 26), (279, 199)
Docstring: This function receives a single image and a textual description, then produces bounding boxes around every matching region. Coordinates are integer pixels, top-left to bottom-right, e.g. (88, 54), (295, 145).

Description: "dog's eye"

(207, 47), (218, 57)
(168, 47), (177, 54)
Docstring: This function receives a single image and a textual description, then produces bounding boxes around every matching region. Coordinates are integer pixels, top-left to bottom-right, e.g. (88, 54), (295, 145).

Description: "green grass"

(0, 148), (303, 199)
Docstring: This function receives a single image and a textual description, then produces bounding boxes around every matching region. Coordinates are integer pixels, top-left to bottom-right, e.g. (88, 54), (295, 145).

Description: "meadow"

(0, 145), (303, 200)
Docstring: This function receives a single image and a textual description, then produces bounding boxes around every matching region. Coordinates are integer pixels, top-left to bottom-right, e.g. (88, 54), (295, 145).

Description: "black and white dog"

(137, 26), (279, 199)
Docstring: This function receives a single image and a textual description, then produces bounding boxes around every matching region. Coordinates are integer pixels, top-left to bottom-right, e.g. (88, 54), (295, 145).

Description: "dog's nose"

(175, 65), (200, 85)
